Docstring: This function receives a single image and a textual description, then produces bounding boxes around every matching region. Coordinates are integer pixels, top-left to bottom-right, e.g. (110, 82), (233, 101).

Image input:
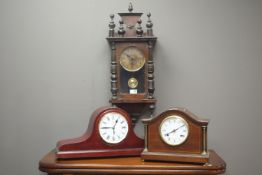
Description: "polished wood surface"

(39, 149), (226, 175)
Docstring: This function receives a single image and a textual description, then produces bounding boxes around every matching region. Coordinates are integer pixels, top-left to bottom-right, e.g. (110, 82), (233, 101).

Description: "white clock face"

(159, 116), (189, 146)
(99, 112), (129, 144)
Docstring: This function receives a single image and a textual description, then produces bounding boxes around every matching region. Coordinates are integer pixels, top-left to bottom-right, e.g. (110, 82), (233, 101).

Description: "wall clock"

(107, 3), (157, 122)
(56, 107), (144, 159)
(141, 108), (210, 163)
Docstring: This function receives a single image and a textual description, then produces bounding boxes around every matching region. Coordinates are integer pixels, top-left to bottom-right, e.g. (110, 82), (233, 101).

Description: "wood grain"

(39, 150), (226, 175)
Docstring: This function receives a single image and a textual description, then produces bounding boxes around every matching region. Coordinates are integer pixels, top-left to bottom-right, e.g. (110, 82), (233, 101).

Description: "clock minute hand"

(124, 53), (135, 60)
(125, 53), (136, 62)
(124, 53), (136, 66)
(112, 118), (119, 135)
(100, 126), (113, 129)
(165, 124), (185, 136)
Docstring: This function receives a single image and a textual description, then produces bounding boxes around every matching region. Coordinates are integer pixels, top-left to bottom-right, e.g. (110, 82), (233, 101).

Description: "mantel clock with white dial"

(56, 107), (144, 159)
(141, 108), (210, 163)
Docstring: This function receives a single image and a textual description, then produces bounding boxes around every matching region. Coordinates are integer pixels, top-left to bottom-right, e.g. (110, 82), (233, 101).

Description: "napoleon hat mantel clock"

(55, 3), (154, 159)
(56, 106), (144, 159)
(107, 3), (157, 123)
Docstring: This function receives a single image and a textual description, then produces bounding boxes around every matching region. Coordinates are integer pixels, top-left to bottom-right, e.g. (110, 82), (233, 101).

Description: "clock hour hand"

(124, 53), (135, 60)
(124, 53), (137, 67)
(165, 124), (185, 136)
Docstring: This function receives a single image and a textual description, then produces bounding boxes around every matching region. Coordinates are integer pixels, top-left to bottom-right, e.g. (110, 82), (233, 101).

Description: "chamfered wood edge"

(107, 37), (157, 43)
(39, 168), (226, 175)
(142, 107), (209, 125)
(141, 150), (210, 163)
(110, 98), (156, 104)
(39, 150), (226, 174)
(56, 148), (144, 159)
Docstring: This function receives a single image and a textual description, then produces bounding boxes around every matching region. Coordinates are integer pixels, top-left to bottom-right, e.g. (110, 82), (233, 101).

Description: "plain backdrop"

(1, 0), (262, 175)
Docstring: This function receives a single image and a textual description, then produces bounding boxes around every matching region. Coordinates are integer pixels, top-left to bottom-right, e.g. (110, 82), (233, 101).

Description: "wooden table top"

(39, 149), (226, 175)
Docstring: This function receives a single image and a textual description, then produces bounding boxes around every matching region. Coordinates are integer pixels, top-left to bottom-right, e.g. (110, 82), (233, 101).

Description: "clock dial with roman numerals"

(99, 112), (129, 144)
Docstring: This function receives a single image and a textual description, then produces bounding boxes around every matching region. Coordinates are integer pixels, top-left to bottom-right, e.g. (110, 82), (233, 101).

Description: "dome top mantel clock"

(107, 3), (157, 122)
(141, 108), (210, 163)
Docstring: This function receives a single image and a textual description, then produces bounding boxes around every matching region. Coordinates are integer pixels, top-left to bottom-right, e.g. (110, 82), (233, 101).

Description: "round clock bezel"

(119, 46), (146, 72)
(98, 111), (129, 145)
(159, 115), (189, 146)
(128, 77), (138, 89)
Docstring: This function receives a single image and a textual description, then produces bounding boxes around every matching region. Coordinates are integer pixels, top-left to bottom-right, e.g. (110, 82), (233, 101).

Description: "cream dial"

(99, 112), (129, 144)
(119, 46), (145, 72)
(159, 116), (189, 146)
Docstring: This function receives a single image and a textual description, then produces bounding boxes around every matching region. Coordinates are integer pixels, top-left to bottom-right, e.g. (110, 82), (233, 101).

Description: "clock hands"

(165, 124), (185, 137)
(112, 118), (119, 135)
(100, 126), (114, 129)
(124, 53), (137, 68)
(113, 118), (119, 128)
(101, 117), (119, 135)
(124, 53), (135, 60)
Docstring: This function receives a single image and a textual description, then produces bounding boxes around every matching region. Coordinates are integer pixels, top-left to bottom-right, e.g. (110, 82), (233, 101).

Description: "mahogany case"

(141, 107), (209, 163)
(56, 107), (144, 159)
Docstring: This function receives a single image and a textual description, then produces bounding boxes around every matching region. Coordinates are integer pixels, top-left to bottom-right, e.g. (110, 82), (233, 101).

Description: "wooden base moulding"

(141, 150), (210, 163)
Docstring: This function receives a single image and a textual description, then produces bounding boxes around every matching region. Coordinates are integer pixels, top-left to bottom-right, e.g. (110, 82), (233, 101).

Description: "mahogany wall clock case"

(107, 3), (157, 123)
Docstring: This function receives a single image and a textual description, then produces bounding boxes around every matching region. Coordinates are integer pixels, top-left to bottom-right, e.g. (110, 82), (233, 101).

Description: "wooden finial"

(136, 19), (143, 37)
(118, 20), (125, 37)
(146, 12), (153, 36)
(128, 2), (133, 12)
(108, 14), (115, 37)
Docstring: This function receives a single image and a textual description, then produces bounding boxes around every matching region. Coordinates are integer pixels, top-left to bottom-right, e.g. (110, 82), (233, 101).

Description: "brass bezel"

(98, 112), (129, 145)
(159, 115), (189, 146)
(119, 46), (145, 72)
(128, 77), (139, 89)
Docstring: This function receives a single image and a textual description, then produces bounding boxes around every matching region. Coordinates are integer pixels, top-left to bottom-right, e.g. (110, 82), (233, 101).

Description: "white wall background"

(0, 0), (262, 175)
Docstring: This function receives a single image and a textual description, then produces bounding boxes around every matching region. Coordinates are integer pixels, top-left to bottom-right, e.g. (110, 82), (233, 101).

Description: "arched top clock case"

(141, 107), (210, 163)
